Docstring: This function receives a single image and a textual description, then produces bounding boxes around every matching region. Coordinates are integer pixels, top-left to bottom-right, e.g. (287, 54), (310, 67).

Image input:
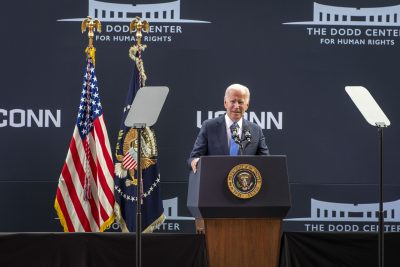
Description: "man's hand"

(191, 158), (200, 173)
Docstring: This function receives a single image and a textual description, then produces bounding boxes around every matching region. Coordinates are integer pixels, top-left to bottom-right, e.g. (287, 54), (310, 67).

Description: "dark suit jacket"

(188, 115), (270, 167)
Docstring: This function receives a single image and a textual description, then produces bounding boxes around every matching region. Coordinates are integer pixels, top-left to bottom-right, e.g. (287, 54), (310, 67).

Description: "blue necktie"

(230, 123), (239, 156)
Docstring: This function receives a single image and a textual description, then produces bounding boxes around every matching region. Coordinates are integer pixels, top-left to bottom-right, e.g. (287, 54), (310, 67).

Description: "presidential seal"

(227, 164), (262, 199)
(115, 127), (157, 186)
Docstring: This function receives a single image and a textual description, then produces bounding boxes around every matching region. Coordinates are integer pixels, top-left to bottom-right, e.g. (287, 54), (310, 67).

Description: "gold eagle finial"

(81, 16), (101, 48)
(130, 16), (149, 46)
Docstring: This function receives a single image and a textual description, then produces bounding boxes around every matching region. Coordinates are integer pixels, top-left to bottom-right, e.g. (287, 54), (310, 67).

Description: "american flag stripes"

(122, 148), (138, 170)
(54, 57), (115, 232)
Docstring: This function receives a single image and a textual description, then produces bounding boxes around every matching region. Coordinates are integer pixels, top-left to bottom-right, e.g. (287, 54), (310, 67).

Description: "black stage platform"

(280, 232), (400, 267)
(0, 232), (399, 267)
(0, 233), (207, 267)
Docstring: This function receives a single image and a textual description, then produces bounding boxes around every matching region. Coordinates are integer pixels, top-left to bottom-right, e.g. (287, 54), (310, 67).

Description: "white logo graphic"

(285, 2), (400, 26)
(196, 111), (283, 130)
(59, 0), (210, 23)
(0, 109), (61, 128)
(283, 3), (400, 46)
(285, 198), (400, 232)
(163, 197), (194, 221)
(286, 198), (400, 222)
(154, 197), (194, 232)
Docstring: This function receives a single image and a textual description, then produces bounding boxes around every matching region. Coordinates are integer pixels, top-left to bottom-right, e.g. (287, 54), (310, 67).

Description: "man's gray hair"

(225, 83), (250, 103)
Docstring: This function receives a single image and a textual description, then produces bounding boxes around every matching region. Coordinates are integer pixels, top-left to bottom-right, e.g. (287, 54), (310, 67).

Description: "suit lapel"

(241, 119), (251, 152)
(216, 115), (229, 155)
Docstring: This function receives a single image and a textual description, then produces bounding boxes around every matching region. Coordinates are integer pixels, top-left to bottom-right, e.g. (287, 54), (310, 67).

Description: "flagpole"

(129, 17), (150, 267)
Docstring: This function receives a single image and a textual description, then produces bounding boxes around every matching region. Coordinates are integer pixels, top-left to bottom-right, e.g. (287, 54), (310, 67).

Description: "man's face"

(224, 89), (249, 121)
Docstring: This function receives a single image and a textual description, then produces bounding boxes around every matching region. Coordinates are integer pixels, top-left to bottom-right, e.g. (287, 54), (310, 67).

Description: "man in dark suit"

(188, 83), (270, 173)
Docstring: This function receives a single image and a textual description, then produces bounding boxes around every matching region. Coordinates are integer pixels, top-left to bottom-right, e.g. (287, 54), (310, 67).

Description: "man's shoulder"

(202, 115), (225, 127)
(244, 119), (262, 130)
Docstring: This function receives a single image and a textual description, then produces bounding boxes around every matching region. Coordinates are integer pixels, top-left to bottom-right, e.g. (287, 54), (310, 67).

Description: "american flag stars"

(77, 60), (103, 139)
(114, 174), (161, 202)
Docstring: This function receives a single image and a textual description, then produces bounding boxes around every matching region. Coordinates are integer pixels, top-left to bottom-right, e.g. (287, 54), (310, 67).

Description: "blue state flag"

(114, 50), (165, 232)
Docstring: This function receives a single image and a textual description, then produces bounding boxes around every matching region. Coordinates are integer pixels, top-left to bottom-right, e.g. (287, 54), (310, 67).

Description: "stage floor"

(280, 232), (400, 267)
(0, 233), (207, 267)
(1, 232), (399, 267)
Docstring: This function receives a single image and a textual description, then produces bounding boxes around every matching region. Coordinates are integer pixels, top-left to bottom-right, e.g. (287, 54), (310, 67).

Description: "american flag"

(54, 57), (115, 232)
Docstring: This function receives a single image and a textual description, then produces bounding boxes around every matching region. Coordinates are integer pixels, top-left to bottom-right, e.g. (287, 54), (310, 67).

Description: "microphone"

(231, 126), (241, 144)
(244, 129), (251, 142)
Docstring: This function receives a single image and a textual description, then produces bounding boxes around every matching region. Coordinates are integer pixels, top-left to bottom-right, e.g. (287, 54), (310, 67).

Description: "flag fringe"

(99, 213), (115, 232)
(114, 202), (165, 233)
(114, 202), (130, 232)
(142, 213), (166, 233)
(55, 198), (115, 232)
(54, 199), (70, 232)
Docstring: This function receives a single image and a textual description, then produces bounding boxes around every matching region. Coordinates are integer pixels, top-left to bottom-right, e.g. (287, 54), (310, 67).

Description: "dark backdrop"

(0, 0), (399, 232)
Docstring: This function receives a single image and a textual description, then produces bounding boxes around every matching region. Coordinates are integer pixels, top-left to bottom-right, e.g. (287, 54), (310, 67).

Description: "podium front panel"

(187, 155), (291, 218)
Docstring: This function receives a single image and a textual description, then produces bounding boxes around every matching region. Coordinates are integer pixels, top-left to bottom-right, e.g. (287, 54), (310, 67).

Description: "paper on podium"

(124, 86), (169, 127)
(345, 86), (390, 127)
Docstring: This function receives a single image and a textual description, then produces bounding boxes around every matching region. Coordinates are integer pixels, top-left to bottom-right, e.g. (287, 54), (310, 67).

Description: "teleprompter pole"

(134, 123), (145, 267)
(377, 123), (385, 267)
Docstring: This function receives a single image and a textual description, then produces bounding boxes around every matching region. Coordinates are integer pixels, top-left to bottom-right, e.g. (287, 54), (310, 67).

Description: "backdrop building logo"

(155, 197), (194, 232)
(58, 0), (210, 43)
(283, 2), (400, 46)
(285, 198), (400, 232)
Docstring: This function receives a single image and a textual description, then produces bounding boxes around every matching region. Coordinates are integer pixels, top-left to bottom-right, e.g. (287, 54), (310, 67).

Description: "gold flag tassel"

(82, 16), (101, 66)
(129, 16), (150, 87)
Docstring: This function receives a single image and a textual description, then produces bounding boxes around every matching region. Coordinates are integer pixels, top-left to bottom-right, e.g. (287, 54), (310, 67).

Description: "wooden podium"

(187, 156), (291, 267)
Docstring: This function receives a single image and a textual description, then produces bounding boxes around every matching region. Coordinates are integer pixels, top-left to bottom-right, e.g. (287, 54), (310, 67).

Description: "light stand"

(345, 86), (390, 267)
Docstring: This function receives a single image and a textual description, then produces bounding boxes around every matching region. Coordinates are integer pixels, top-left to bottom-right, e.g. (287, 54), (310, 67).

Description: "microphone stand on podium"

(232, 127), (251, 155)
(124, 86), (169, 267)
(345, 86), (391, 267)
